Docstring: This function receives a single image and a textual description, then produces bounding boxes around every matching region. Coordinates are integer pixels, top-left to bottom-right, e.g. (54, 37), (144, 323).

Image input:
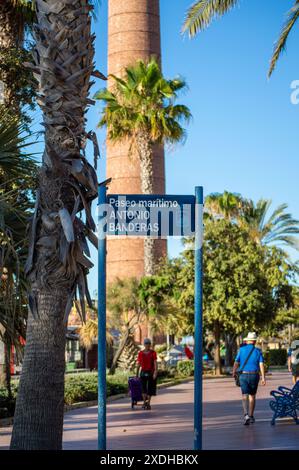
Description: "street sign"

(103, 194), (195, 238)
(97, 186), (204, 451)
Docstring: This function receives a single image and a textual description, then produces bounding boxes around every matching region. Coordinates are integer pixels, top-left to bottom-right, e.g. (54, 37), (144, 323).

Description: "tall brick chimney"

(106, 0), (166, 284)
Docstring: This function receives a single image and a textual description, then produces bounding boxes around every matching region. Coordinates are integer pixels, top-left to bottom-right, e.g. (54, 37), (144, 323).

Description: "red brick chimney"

(106, 0), (166, 284)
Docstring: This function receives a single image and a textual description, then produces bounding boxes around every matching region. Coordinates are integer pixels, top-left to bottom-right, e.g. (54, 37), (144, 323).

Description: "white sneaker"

(244, 414), (250, 425)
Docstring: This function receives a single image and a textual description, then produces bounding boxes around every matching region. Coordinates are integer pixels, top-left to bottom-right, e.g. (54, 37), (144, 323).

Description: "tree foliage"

(96, 58), (191, 149)
(182, 0), (299, 77)
(205, 191), (299, 250)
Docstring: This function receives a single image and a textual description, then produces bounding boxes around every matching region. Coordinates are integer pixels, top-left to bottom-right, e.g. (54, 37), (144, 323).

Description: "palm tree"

(79, 308), (113, 351)
(0, 1), (35, 111)
(182, 0), (299, 76)
(107, 278), (146, 374)
(96, 58), (191, 276)
(205, 191), (242, 220)
(0, 111), (36, 394)
(0, 1), (34, 49)
(79, 318), (98, 351)
(205, 191), (299, 249)
(10, 0), (101, 450)
(205, 192), (299, 249)
(238, 199), (299, 249)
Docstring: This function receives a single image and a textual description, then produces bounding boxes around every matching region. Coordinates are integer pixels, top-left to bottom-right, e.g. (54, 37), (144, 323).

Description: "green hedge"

(0, 372), (130, 416)
(177, 360), (194, 377)
(64, 372), (129, 405)
(0, 385), (17, 419)
(268, 349), (288, 366)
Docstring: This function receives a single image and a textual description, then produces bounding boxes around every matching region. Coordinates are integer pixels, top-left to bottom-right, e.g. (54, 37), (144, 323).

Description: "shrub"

(157, 368), (176, 381)
(177, 360), (194, 377)
(268, 349), (288, 366)
(106, 371), (129, 397)
(64, 373), (98, 405)
(64, 372), (129, 405)
(0, 385), (18, 418)
(0, 372), (130, 415)
(263, 350), (270, 373)
(155, 344), (167, 354)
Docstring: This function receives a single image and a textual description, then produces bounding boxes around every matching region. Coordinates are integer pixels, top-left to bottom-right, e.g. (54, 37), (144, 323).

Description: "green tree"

(205, 220), (292, 373)
(155, 218), (293, 375)
(265, 284), (299, 341)
(107, 278), (145, 375)
(182, 0), (299, 76)
(138, 263), (187, 341)
(96, 58), (191, 275)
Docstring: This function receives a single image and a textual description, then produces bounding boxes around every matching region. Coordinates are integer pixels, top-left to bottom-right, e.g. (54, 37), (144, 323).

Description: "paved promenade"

(1, 371), (299, 450)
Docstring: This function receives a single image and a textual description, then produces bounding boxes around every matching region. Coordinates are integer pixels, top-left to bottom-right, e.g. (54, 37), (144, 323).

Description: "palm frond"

(269, 0), (299, 77)
(182, 0), (239, 38)
(240, 198), (299, 250)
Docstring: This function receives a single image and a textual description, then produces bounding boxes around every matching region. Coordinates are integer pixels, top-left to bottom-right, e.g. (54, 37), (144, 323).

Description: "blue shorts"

(239, 373), (260, 395)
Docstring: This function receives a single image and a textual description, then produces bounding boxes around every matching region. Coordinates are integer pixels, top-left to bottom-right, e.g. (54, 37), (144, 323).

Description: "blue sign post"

(97, 186), (203, 450)
(98, 184), (107, 450)
(194, 186), (204, 450)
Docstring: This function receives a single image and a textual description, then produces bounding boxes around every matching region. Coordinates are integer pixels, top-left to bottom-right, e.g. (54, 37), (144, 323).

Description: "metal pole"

(194, 186), (204, 450)
(98, 184), (107, 450)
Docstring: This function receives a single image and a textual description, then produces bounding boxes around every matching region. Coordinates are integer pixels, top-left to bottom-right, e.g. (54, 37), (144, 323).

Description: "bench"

(269, 381), (299, 425)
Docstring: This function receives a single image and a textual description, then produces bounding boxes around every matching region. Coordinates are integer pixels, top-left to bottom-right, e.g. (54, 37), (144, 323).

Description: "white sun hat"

(243, 332), (258, 342)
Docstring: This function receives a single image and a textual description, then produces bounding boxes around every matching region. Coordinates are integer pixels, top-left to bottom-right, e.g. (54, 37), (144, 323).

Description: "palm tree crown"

(205, 191), (242, 220)
(238, 199), (299, 249)
(205, 192), (299, 250)
(95, 58), (191, 150)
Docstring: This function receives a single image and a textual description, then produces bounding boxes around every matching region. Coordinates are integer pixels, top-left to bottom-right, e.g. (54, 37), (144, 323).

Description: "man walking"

(233, 332), (266, 425)
(137, 338), (158, 410)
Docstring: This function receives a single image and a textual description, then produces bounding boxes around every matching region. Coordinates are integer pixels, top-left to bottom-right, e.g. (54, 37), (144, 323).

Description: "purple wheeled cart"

(128, 376), (143, 409)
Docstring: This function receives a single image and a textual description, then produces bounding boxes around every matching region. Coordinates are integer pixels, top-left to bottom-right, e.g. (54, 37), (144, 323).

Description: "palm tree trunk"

(224, 332), (237, 367)
(0, 2), (24, 108)
(0, 2), (23, 49)
(136, 131), (155, 277)
(109, 329), (130, 375)
(11, 292), (67, 449)
(0, 331), (12, 396)
(136, 131), (157, 342)
(214, 321), (222, 375)
(10, 0), (97, 450)
(0, 328), (5, 387)
(4, 340), (12, 399)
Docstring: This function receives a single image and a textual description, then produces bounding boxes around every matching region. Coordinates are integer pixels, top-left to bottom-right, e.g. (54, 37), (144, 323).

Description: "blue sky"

(47, 0), (299, 296)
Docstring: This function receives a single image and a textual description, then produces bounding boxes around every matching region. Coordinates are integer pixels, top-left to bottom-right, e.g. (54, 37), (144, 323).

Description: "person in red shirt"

(137, 338), (158, 410)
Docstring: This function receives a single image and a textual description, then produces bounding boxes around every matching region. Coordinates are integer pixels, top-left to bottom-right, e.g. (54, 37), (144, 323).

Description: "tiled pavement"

(1, 371), (299, 450)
